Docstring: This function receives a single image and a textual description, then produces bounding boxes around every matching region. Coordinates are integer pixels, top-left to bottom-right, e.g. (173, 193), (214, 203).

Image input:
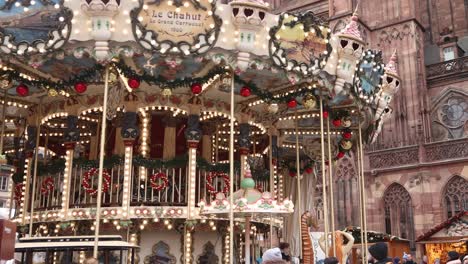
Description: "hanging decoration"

(206, 172), (230, 196)
(74, 82), (87, 94)
(332, 119), (342, 127)
(343, 131), (352, 140)
(82, 168), (111, 196)
(128, 78), (140, 89)
(150, 172), (169, 191)
(161, 88), (172, 97)
(267, 103), (279, 114)
(48, 89), (58, 97)
(336, 152), (345, 159)
(240, 86), (251, 97)
(191, 83), (202, 95)
(16, 84), (29, 97)
(40, 177), (55, 196)
(287, 98), (298, 108)
(302, 95), (317, 110)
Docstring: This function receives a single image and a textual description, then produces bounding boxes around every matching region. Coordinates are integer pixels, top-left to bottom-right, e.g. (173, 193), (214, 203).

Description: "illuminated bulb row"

(141, 105), (187, 116)
(224, 234), (230, 264)
(202, 74), (221, 91)
(279, 113), (320, 121)
(216, 138), (259, 144)
(200, 111), (231, 121)
(61, 140), (90, 147)
(2, 133), (14, 137)
(19, 159), (30, 220)
(41, 132), (92, 137)
(4, 148), (23, 154)
(283, 131), (348, 135)
(189, 148), (197, 217)
(281, 144), (303, 149)
(78, 116), (99, 122)
(185, 231), (193, 264)
(248, 121), (267, 134)
(163, 219), (173, 230)
(122, 146), (132, 218)
(222, 122), (239, 127)
(139, 110), (149, 157)
(248, 99), (264, 107)
(60, 151), (71, 218)
(216, 146), (237, 152)
(41, 112), (68, 124)
(130, 233), (138, 245)
(81, 107), (103, 116)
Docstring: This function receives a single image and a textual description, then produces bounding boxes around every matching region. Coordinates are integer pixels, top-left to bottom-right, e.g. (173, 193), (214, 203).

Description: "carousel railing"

(195, 169), (241, 206)
(130, 166), (188, 206)
(32, 172), (64, 211)
(69, 164), (124, 208)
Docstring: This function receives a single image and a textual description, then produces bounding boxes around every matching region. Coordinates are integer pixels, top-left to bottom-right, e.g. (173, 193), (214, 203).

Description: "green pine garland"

(2, 59), (319, 105)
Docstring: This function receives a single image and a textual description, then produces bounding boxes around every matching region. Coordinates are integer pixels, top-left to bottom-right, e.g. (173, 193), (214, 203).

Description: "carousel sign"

(131, 0), (221, 55)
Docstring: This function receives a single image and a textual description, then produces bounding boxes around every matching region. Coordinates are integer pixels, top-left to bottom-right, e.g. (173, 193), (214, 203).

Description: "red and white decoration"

(40, 177), (55, 195)
(206, 172), (230, 196)
(150, 172), (169, 191)
(82, 168), (111, 196)
(14, 183), (24, 203)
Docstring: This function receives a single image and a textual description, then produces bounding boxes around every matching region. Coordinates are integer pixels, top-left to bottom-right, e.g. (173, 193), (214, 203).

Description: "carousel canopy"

(0, 0), (401, 161)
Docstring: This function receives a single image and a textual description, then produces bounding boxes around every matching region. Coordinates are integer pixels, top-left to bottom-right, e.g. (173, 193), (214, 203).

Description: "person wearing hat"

(462, 254), (468, 264)
(262, 248), (287, 264)
(447, 251), (461, 264)
(368, 242), (393, 264)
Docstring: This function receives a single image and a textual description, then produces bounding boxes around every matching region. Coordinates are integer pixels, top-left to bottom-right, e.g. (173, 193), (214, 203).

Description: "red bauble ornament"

(128, 78), (140, 89)
(16, 84), (29, 97)
(343, 132), (352, 140)
(289, 171), (297, 177)
(287, 99), (297, 108)
(333, 119), (342, 127)
(322, 111), (329, 118)
(74, 82), (87, 94)
(240, 86), (251, 97)
(191, 83), (202, 95)
(305, 167), (313, 174)
(337, 152), (345, 159)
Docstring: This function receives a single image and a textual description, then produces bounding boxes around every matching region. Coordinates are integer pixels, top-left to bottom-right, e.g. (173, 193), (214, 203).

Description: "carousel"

(0, 0), (401, 263)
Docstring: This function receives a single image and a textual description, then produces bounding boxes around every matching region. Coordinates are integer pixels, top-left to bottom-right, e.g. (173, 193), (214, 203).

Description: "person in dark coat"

(368, 242), (393, 264)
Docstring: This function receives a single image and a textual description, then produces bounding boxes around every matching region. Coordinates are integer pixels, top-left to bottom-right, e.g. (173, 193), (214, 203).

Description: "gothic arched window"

(443, 176), (468, 218)
(383, 183), (415, 245)
(334, 154), (359, 228)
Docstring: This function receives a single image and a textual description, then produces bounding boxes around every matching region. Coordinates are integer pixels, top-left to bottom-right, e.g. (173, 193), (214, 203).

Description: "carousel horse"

(301, 211), (319, 264)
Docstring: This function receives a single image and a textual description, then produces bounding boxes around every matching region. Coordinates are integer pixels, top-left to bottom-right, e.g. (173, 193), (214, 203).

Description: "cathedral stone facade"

(264, 0), (468, 256)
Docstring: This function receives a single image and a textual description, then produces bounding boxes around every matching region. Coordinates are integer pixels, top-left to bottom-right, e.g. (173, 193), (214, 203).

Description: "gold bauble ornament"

(48, 88), (58, 97)
(303, 95), (317, 110)
(340, 140), (353, 150)
(342, 116), (352, 128)
(162, 88), (172, 97)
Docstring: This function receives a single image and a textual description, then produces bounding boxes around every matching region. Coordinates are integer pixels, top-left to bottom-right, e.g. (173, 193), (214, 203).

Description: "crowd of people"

(260, 242), (468, 264)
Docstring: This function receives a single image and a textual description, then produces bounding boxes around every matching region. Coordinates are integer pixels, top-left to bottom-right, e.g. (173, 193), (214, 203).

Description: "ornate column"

(185, 103), (202, 219)
(20, 115), (37, 225)
(121, 99), (139, 218)
(162, 116), (178, 160)
(238, 113), (251, 181)
(201, 123), (216, 162)
(61, 101), (81, 219)
(268, 127), (279, 199)
(81, 0), (119, 62)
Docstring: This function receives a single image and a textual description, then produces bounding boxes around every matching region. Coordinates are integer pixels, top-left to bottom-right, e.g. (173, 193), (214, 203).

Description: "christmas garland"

(149, 172), (169, 191)
(206, 172), (230, 196)
(40, 177), (55, 195)
(81, 168), (111, 196)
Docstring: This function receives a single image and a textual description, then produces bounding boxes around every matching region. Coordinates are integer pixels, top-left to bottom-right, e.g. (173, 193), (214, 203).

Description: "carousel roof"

(0, 0), (401, 159)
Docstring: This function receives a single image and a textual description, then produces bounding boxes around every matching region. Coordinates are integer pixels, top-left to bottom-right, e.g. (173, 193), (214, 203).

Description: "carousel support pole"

(28, 107), (42, 237)
(270, 214), (273, 248)
(319, 96), (329, 254)
(358, 111), (368, 261)
(326, 116), (336, 256)
(356, 134), (365, 264)
(245, 216), (251, 264)
(215, 125), (219, 162)
(229, 70), (235, 264)
(0, 89), (7, 154)
(268, 133), (274, 195)
(44, 133), (49, 163)
(122, 140), (134, 219)
(294, 112), (302, 259)
(93, 65), (110, 258)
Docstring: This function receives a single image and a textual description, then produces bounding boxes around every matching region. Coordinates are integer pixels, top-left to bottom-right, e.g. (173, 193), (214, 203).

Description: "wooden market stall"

(416, 211), (468, 264)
